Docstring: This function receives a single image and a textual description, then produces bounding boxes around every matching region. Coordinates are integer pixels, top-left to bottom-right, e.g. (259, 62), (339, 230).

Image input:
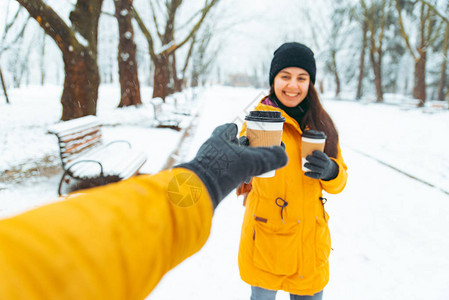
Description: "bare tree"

(356, 17), (368, 100)
(433, 2), (449, 103)
(325, 5), (349, 98)
(7, 34), (32, 87)
(1, 5), (30, 91)
(395, 0), (444, 105)
(437, 20), (449, 102)
(361, 0), (388, 103)
(0, 66), (9, 104)
(1, 7), (14, 103)
(416, 1), (449, 104)
(303, 0), (354, 98)
(417, 0), (449, 24)
(132, 0), (219, 101)
(190, 27), (216, 87)
(114, 0), (141, 107)
(40, 30), (45, 85)
(16, 0), (104, 120)
(177, 34), (196, 90)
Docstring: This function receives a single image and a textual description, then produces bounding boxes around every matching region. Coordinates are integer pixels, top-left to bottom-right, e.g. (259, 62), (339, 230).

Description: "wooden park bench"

(170, 92), (194, 116)
(423, 100), (448, 114)
(400, 98), (422, 110)
(48, 115), (147, 195)
(150, 97), (182, 131)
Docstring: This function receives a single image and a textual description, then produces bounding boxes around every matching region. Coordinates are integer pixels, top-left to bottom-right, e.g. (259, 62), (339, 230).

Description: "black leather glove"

(176, 123), (288, 208)
(304, 150), (339, 181)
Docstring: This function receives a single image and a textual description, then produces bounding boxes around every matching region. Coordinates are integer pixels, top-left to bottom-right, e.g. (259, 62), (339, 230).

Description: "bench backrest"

(48, 116), (103, 167)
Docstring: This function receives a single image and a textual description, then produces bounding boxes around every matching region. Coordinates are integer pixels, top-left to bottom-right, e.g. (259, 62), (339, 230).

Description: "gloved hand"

(304, 150), (339, 181)
(239, 136), (249, 146)
(176, 123), (288, 208)
(238, 135), (285, 184)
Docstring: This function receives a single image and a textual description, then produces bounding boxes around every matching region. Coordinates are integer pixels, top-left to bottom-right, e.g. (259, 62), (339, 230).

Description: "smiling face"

(273, 67), (310, 107)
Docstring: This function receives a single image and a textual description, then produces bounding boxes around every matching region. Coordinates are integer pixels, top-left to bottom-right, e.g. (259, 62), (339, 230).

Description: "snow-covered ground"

(1, 85), (449, 299)
(0, 84), (194, 216)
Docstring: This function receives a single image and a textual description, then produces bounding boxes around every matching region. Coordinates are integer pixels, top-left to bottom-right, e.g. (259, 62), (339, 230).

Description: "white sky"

(0, 0), (329, 73)
(211, 0), (329, 73)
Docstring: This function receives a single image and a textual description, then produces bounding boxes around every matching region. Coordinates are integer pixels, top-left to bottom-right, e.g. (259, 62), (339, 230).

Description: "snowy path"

(148, 86), (449, 300)
(1, 85), (448, 299)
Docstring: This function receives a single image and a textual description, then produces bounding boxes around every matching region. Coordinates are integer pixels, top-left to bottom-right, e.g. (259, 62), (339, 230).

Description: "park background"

(1, 0), (449, 299)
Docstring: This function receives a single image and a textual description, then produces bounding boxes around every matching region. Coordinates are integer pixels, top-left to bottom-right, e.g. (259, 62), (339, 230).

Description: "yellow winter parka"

(238, 98), (348, 295)
(0, 168), (213, 300)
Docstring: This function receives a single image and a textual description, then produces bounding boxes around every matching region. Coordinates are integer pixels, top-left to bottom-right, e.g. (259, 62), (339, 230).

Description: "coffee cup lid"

(245, 111), (285, 123)
(302, 130), (327, 139)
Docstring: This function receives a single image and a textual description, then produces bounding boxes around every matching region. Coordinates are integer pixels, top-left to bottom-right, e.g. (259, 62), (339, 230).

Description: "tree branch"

(177, 4), (203, 31)
(16, 0), (82, 53)
(378, 0), (386, 51)
(150, 1), (163, 40)
(394, 0), (418, 61)
(417, 0), (449, 24)
(131, 3), (157, 60)
(1, 16), (30, 53)
(427, 7), (444, 47)
(3, 6), (23, 37)
(172, 0), (219, 52)
(182, 33), (196, 74)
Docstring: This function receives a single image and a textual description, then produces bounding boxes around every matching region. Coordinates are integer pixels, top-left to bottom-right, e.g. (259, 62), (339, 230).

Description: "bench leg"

(57, 169), (71, 196)
(58, 160), (105, 196)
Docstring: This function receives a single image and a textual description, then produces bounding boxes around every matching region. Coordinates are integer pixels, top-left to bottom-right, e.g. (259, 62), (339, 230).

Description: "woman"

(237, 42), (348, 300)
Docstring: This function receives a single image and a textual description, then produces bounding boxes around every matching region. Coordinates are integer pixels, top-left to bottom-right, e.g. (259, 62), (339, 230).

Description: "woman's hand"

(304, 150), (338, 181)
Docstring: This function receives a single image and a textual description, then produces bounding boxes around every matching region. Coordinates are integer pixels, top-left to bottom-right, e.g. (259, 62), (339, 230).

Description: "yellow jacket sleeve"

(0, 168), (213, 300)
(320, 144), (348, 194)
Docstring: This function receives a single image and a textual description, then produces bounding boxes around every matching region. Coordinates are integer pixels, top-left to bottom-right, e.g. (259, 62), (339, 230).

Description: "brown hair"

(269, 82), (339, 158)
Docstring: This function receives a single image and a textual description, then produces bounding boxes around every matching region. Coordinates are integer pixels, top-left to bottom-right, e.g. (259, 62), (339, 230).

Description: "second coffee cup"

(245, 110), (285, 177)
(301, 130), (327, 172)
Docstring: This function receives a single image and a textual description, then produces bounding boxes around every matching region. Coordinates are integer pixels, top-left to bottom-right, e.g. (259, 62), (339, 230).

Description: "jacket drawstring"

(275, 197), (288, 224)
(319, 197), (327, 221)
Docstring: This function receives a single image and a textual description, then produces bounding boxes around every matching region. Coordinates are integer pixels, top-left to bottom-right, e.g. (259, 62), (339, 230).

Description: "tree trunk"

(114, 0), (141, 107)
(413, 53), (427, 105)
(40, 31), (46, 85)
(132, 0), (218, 101)
(437, 23), (449, 101)
(153, 55), (170, 100)
(172, 53), (183, 92)
(331, 50), (341, 98)
(0, 65), (10, 104)
(370, 50), (383, 102)
(60, 50), (99, 120)
(356, 20), (368, 100)
(17, 0), (103, 120)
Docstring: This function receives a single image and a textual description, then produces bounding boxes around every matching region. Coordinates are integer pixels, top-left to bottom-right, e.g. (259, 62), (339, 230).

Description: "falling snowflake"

(120, 53), (130, 61)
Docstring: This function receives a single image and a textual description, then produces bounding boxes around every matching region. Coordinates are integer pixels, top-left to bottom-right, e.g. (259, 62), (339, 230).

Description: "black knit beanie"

(269, 42), (316, 86)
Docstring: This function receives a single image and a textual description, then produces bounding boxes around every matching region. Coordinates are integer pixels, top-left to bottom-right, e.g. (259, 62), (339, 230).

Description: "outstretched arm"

(0, 123), (287, 300)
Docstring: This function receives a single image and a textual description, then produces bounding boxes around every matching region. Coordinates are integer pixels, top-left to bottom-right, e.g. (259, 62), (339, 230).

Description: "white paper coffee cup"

(301, 130), (327, 172)
(245, 111), (285, 178)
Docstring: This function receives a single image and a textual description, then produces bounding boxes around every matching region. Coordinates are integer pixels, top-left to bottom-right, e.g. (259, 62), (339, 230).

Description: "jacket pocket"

(253, 221), (299, 275)
(315, 213), (331, 268)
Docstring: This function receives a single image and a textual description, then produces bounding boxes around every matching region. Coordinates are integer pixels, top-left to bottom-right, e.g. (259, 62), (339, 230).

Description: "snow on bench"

(423, 100), (448, 114)
(400, 98), (423, 110)
(150, 97), (182, 131)
(48, 115), (147, 195)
